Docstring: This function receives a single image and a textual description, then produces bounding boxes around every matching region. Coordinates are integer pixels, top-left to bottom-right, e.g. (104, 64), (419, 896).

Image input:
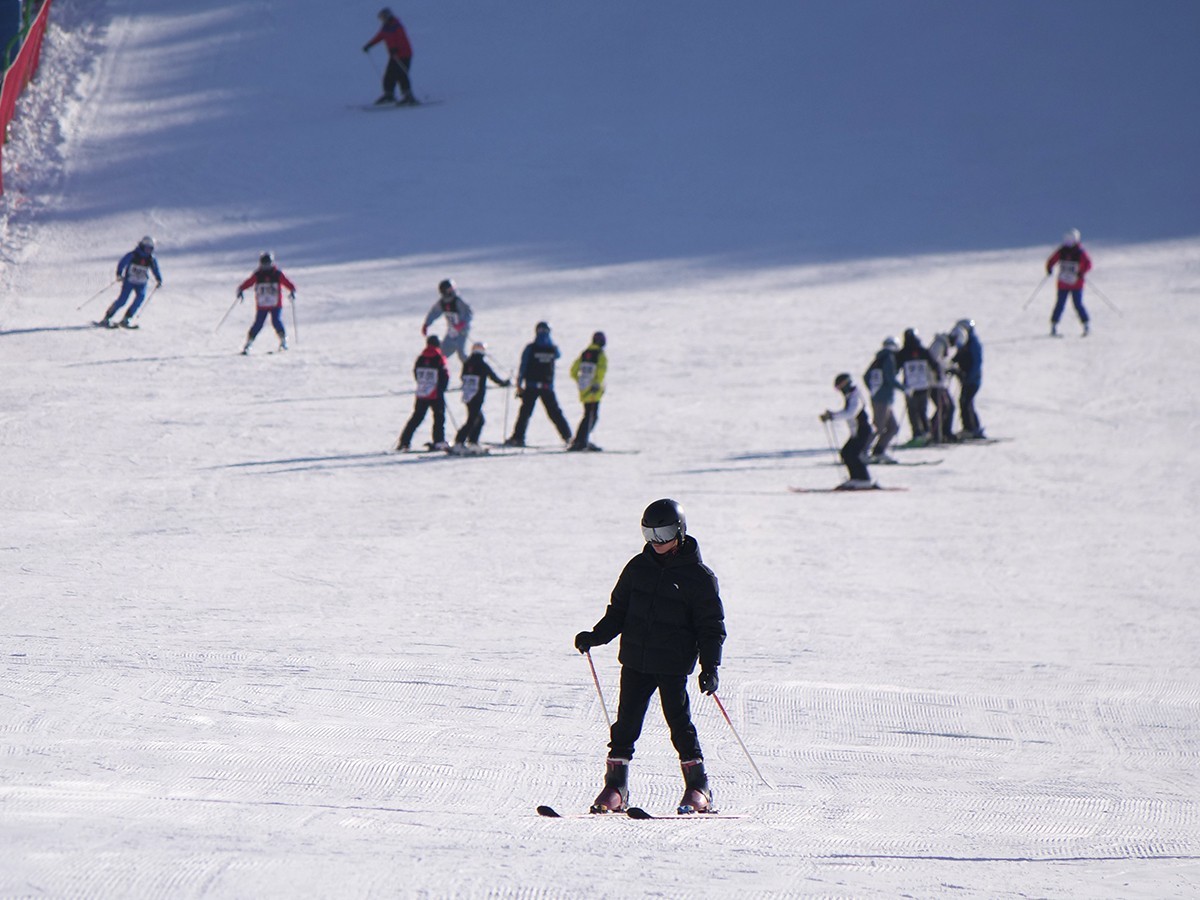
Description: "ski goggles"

(641, 523), (680, 545)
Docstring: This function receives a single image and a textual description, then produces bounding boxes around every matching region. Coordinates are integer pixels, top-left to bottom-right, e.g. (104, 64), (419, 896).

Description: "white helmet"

(882, 336), (899, 351)
(139, 235), (155, 250)
(1063, 228), (1081, 246)
(471, 341), (487, 354)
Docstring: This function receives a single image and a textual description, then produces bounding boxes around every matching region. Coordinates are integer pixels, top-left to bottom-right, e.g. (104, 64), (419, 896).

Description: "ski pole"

(711, 692), (772, 788)
(820, 416), (840, 465)
(1021, 274), (1051, 311)
(1086, 279), (1123, 316)
(76, 277), (120, 311)
(289, 294), (299, 343)
(583, 650), (613, 729)
(215, 295), (242, 332)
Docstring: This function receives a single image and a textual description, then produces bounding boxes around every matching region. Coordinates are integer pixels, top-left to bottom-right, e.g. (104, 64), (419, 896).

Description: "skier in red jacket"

(362, 7), (417, 106)
(236, 252), (296, 354)
(1045, 228), (1093, 337)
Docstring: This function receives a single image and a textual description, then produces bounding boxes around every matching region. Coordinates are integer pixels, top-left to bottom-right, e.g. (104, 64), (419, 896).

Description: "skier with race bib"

(567, 331), (607, 452)
(99, 236), (163, 329)
(1045, 228), (1093, 337)
(421, 279), (473, 363)
(236, 252), (295, 354)
(574, 499), (726, 815)
(397, 335), (450, 451)
(451, 341), (510, 453)
(896, 328), (935, 446)
(863, 336), (904, 463)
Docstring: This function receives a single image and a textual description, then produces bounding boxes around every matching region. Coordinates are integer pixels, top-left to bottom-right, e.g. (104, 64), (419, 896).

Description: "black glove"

(502, 379), (512, 388)
(698, 669), (718, 695)
(574, 631), (595, 653)
(236, 291), (244, 301)
(362, 44), (371, 53)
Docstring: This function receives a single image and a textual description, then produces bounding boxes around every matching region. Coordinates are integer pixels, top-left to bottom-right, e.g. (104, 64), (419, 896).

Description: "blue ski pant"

(104, 282), (147, 320)
(1052, 287), (1089, 325)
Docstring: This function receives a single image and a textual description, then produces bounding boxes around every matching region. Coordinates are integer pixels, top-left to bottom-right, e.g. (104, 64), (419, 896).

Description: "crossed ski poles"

(582, 649), (772, 788)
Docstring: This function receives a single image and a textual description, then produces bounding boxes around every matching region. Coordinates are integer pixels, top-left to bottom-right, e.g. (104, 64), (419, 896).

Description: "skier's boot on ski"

(678, 758), (712, 814)
(589, 757), (629, 814)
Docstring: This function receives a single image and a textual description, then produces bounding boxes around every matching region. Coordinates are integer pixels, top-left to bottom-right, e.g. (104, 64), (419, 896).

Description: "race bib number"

(254, 283), (278, 307)
(903, 359), (931, 390)
(462, 374), (481, 403)
(866, 369), (882, 394)
(126, 264), (150, 285)
(415, 367), (440, 399)
(1058, 260), (1080, 283)
(576, 361), (596, 391)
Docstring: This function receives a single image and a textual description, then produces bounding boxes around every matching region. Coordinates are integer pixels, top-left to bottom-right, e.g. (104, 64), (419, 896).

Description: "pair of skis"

(537, 805), (741, 820)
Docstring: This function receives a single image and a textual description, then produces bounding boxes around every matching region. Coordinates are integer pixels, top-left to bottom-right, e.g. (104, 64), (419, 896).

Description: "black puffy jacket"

(589, 536), (726, 675)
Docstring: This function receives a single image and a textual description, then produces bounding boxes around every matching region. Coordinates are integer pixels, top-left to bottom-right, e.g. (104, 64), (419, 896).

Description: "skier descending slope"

(236, 252), (296, 354)
(98, 236), (163, 329)
(820, 373), (875, 490)
(574, 499), (726, 815)
(1045, 228), (1093, 336)
(421, 279), (473, 363)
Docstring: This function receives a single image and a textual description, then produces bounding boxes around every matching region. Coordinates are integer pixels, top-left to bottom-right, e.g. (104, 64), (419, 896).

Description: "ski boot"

(397, 93), (419, 106)
(1082, 322), (1090, 337)
(278, 337), (288, 351)
(589, 758), (629, 814)
(678, 759), (712, 814)
(373, 93), (396, 106)
(119, 313), (138, 329)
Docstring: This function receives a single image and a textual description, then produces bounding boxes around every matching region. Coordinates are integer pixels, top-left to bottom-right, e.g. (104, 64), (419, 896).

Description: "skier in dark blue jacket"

(99, 236), (163, 328)
(951, 319), (985, 439)
(504, 322), (572, 447)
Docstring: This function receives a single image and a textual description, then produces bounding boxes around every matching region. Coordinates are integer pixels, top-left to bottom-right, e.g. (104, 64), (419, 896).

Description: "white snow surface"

(2, 1), (1199, 897)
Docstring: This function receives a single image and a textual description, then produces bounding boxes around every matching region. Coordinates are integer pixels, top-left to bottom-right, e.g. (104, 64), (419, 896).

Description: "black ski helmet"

(259, 251), (274, 267)
(426, 334), (440, 348)
(834, 372), (852, 391)
(438, 278), (455, 296)
(592, 331), (606, 347)
(641, 498), (686, 545)
(535, 321), (550, 334)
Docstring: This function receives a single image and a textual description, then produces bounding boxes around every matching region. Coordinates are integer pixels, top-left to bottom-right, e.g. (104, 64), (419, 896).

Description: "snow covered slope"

(1, 1), (1198, 897)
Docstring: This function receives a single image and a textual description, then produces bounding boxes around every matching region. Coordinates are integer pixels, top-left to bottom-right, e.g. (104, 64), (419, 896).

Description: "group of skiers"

(822, 318), (985, 490)
(398, 279), (609, 455)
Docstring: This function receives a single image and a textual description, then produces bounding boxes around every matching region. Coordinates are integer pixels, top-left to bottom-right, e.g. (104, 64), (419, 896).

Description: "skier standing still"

(864, 336), (904, 462)
(574, 499), (726, 815)
(505, 322), (572, 447)
(567, 331), (607, 451)
(452, 341), (510, 451)
(1045, 228), (1093, 336)
(821, 373), (874, 490)
(397, 335), (451, 451)
(236, 252), (295, 354)
(362, 7), (417, 106)
(99, 236), (163, 328)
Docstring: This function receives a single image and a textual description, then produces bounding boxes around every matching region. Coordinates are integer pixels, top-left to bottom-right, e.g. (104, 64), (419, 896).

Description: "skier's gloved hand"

(362, 44), (371, 53)
(502, 379), (512, 388)
(289, 291), (296, 300)
(155, 280), (163, 288)
(421, 324), (428, 336)
(237, 291), (244, 301)
(699, 669), (719, 695)
(574, 631), (595, 653)
(819, 411), (831, 422)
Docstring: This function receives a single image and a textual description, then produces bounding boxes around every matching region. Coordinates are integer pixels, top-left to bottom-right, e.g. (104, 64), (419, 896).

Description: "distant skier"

(864, 336), (904, 462)
(820, 372), (874, 490)
(896, 328), (934, 446)
(505, 322), (573, 448)
(927, 331), (958, 444)
(567, 331), (607, 451)
(951, 318), (985, 439)
(421, 279), (473, 363)
(451, 341), (510, 452)
(236, 252), (295, 354)
(574, 498), (726, 815)
(99, 236), (163, 329)
(1045, 228), (1093, 336)
(397, 335), (450, 451)
(362, 7), (417, 106)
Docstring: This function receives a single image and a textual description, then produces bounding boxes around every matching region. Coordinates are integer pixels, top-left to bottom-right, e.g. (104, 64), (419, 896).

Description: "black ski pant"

(959, 382), (982, 435)
(455, 397), (486, 445)
(399, 396), (445, 448)
(905, 388), (929, 439)
(841, 426), (872, 482)
(383, 56), (413, 99)
(571, 401), (600, 448)
(608, 667), (702, 762)
(510, 387), (571, 443)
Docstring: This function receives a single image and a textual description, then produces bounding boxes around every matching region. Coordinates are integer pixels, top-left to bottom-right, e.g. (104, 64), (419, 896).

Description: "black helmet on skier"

(641, 498), (686, 545)
(439, 278), (455, 296)
(259, 251), (274, 267)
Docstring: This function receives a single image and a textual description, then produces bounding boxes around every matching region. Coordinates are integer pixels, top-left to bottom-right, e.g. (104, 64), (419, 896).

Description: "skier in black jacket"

(505, 321), (572, 447)
(575, 499), (726, 815)
(452, 341), (510, 451)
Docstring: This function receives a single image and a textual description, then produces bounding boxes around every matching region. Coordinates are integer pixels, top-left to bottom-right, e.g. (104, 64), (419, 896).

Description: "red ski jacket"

(365, 16), (413, 59)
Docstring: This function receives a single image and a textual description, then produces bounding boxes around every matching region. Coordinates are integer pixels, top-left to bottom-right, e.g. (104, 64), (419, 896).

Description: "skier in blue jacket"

(99, 236), (163, 328)
(950, 319), (985, 439)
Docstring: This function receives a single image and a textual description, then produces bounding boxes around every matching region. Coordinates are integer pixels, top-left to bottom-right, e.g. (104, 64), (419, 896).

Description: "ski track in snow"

(1, 0), (1199, 897)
